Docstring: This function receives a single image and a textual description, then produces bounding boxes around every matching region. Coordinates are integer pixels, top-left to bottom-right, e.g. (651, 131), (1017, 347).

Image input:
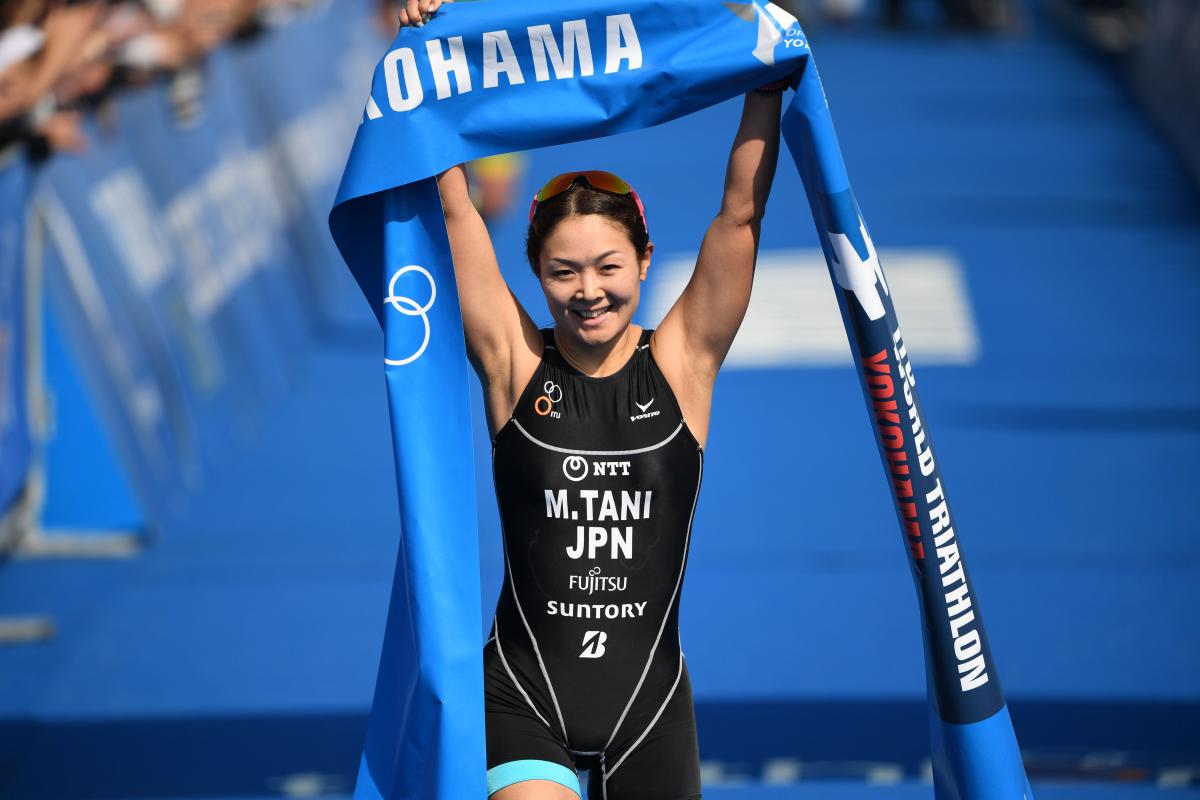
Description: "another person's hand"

(396, 0), (450, 29)
(0, 63), (35, 120)
(38, 111), (88, 154)
(56, 60), (114, 104)
(181, 0), (240, 53)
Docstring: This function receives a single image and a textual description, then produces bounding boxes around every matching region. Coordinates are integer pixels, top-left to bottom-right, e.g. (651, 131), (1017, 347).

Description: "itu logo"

(724, 1), (805, 66)
(383, 265), (436, 366)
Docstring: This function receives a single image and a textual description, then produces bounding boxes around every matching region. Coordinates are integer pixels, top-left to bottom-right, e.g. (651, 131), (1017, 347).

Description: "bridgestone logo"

(580, 630), (607, 659)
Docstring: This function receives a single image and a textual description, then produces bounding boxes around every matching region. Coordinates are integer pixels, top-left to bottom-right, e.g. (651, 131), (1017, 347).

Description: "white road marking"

(646, 248), (980, 368)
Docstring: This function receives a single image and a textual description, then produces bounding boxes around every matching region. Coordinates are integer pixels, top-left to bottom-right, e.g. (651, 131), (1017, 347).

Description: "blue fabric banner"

(38, 130), (195, 522)
(330, 1), (1033, 797)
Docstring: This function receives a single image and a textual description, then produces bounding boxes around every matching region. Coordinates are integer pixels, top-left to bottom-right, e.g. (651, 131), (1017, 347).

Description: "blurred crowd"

(0, 0), (528, 234)
(790, 0), (1019, 31)
(1051, 0), (1149, 53)
(1, 0), (1165, 213)
(880, 0), (1017, 29)
(0, 0), (318, 159)
(812, 0), (1151, 38)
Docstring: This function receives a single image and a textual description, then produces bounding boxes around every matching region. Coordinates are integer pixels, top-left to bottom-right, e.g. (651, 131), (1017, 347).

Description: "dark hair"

(526, 178), (650, 271)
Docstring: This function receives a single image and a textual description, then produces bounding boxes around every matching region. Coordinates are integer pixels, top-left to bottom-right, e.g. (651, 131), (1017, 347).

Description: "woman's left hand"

(397, 0), (451, 29)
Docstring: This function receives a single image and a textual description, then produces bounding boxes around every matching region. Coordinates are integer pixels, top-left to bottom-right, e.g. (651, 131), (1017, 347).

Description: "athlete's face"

(537, 214), (652, 349)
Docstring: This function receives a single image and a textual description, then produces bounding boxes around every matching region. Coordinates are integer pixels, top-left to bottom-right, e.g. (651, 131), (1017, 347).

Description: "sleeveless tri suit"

(485, 328), (704, 799)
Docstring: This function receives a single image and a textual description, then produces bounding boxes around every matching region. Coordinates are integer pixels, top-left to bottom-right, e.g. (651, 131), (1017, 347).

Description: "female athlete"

(398, 2), (786, 796)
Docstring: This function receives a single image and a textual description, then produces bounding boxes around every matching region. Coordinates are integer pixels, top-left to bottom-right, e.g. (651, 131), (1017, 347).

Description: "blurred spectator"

(469, 152), (528, 224)
(1, 1), (105, 156)
(883, 0), (1017, 30)
(819, 0), (868, 25)
(770, 0), (1017, 32)
(0, 0), (313, 158)
(1130, 0), (1199, 185)
(1050, 0), (1147, 53)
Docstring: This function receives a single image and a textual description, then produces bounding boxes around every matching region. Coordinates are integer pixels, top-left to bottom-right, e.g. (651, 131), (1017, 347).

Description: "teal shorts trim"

(486, 759), (581, 797)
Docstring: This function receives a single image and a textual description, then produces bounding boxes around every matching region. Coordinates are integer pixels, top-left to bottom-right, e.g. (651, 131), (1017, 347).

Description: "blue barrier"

(110, 75), (295, 405)
(227, 0), (384, 332)
(39, 168), (193, 524)
(0, 153), (33, 530)
(35, 7), (381, 532)
(63, 113), (249, 452)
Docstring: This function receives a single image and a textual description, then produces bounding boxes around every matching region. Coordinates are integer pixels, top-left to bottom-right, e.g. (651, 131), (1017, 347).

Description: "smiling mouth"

(571, 306), (612, 321)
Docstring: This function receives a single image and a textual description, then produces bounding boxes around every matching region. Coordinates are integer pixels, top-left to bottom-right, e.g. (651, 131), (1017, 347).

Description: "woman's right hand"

(396, 0), (451, 28)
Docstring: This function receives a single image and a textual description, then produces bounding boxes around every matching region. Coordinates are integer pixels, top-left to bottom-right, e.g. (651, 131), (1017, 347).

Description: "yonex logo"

(383, 265), (436, 366)
(630, 396), (660, 422)
(829, 220), (889, 322)
(724, 1), (805, 66)
(580, 630), (607, 659)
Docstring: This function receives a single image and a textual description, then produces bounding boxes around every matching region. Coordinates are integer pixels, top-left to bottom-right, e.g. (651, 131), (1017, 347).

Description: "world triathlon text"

(862, 328), (990, 693)
(366, 14), (643, 118)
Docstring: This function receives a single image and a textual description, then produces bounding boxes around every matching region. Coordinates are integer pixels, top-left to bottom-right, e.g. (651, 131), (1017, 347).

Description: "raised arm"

(392, 1), (539, 430)
(655, 89), (783, 379)
(436, 166), (541, 426)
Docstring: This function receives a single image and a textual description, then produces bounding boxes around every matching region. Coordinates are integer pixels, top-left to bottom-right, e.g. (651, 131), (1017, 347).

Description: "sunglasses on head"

(528, 170), (649, 236)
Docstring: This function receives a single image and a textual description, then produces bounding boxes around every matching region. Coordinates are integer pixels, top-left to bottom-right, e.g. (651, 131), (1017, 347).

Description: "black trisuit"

(485, 328), (704, 800)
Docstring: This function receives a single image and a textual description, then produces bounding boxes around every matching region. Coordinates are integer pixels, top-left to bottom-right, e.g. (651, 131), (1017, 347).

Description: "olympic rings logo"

(383, 265), (437, 366)
(535, 381), (563, 417)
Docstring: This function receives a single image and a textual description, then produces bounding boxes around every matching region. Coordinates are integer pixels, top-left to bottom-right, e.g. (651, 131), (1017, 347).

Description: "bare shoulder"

(477, 318), (544, 436)
(648, 317), (716, 448)
(508, 322), (544, 401)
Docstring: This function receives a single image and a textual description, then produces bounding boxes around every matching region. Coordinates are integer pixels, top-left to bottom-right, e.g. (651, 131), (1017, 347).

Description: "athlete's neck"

(553, 324), (641, 378)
